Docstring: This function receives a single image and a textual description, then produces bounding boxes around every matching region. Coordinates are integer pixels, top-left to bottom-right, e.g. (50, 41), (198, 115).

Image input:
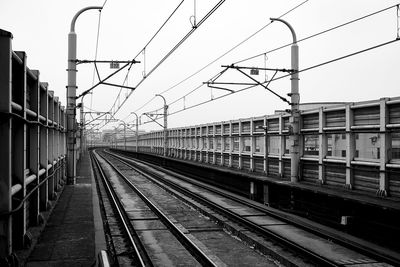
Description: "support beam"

(39, 83), (49, 211)
(12, 51), (27, 249)
(378, 98), (390, 196)
(0, 29), (13, 258)
(29, 70), (41, 226)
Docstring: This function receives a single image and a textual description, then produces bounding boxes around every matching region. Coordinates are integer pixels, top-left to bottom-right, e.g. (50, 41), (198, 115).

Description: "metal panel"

(267, 119), (279, 132)
(353, 165), (379, 193)
(242, 122), (250, 133)
(267, 158), (279, 177)
(325, 110), (345, 128)
(283, 159), (291, 180)
(302, 113), (319, 129)
(242, 155), (251, 170)
(388, 103), (400, 124)
(232, 123), (239, 134)
(283, 117), (290, 131)
(223, 154), (229, 167)
(388, 168), (400, 197)
(232, 155), (239, 168)
(253, 120), (264, 133)
(223, 124), (230, 134)
(26, 75), (36, 110)
(201, 152), (206, 163)
(0, 30), (13, 258)
(325, 162), (346, 187)
(215, 125), (221, 135)
(215, 152), (222, 165)
(254, 157), (264, 173)
(11, 54), (24, 107)
(207, 152), (213, 163)
(353, 106), (380, 126)
(301, 161), (319, 183)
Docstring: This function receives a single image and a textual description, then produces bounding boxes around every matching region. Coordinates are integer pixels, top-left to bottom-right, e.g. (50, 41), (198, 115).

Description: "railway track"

(102, 149), (400, 267)
(91, 150), (149, 266)
(91, 150), (222, 266)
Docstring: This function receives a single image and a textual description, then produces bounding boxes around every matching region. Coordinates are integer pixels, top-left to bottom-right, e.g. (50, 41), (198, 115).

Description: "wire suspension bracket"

(207, 64), (292, 105)
(397, 4), (400, 39)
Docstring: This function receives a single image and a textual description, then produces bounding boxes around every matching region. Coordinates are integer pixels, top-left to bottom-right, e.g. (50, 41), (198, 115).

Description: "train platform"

(25, 152), (106, 267)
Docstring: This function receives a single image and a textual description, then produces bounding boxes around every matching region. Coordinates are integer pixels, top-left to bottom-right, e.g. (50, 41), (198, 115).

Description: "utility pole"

(120, 122), (127, 151)
(155, 94), (168, 157)
(271, 18), (300, 182)
(67, 6), (102, 185)
(131, 112), (139, 152)
(79, 101), (84, 155)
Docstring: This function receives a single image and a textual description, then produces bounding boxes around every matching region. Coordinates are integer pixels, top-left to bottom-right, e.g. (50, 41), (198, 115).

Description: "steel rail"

(162, 165), (400, 266)
(105, 150), (376, 267)
(156, 162), (400, 266)
(108, 150), (400, 266)
(90, 150), (148, 267)
(97, 151), (219, 267)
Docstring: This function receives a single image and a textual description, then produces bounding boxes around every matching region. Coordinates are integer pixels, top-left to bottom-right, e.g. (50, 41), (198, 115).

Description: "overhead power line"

(90, 8), (103, 110)
(133, 0), (309, 114)
(109, 0), (226, 117)
(234, 3), (399, 65)
(83, 0), (186, 122)
(147, 37), (400, 122)
(145, 2), (400, 120)
(127, 0), (185, 72)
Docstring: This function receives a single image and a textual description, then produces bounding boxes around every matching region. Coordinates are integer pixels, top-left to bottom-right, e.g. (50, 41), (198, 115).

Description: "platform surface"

(26, 152), (104, 266)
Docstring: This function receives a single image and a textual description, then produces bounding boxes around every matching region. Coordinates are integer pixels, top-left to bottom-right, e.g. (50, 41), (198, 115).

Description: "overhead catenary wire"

(144, 37), (400, 123)
(146, 2), (400, 119)
(85, 0), (186, 122)
(110, 3), (398, 130)
(90, 9), (103, 110)
(110, 74), (129, 114)
(234, 3), (399, 65)
(128, 0), (185, 72)
(133, 0), (309, 114)
(109, 0), (226, 117)
(158, 0), (309, 95)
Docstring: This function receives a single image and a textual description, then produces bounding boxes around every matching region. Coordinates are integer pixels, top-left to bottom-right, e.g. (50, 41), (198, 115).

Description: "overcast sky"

(1, 0), (399, 132)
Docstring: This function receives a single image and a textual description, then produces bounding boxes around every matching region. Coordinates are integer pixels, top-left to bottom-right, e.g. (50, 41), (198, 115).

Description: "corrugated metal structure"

(0, 30), (67, 261)
(118, 97), (400, 199)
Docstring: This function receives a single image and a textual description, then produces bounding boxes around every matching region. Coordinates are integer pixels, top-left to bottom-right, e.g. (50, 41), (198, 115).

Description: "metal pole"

(79, 102), (84, 154)
(155, 94), (168, 157)
(121, 122), (126, 150)
(67, 6), (102, 185)
(270, 18), (300, 182)
(80, 95), (88, 154)
(113, 127), (117, 149)
(131, 112), (139, 152)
